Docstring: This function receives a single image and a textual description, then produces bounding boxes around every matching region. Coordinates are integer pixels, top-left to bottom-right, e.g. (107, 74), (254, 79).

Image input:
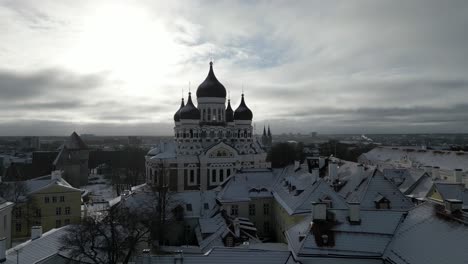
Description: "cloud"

(0, 0), (468, 135)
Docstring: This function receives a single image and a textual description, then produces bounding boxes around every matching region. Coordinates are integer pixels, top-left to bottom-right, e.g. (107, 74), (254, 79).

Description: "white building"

(145, 62), (270, 192)
(0, 197), (14, 249)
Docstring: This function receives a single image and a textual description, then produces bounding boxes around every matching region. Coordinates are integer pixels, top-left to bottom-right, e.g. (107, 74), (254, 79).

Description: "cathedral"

(146, 62), (271, 191)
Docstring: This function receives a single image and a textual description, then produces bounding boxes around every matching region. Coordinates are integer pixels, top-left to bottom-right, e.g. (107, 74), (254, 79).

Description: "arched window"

(190, 129), (193, 138)
(207, 108), (211, 121)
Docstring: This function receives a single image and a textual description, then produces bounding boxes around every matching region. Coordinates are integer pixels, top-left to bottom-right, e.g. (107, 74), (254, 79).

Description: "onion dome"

(196, 62), (227, 98)
(226, 99), (234, 122)
(234, 94), (253, 120)
(173, 98), (185, 122)
(179, 92), (200, 120)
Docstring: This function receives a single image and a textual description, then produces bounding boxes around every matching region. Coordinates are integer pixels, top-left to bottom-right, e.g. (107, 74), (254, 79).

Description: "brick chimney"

(31, 226), (43, 240)
(445, 199), (463, 214)
(348, 202), (361, 224)
(432, 166), (440, 180)
(454, 169), (463, 183)
(311, 202), (327, 222)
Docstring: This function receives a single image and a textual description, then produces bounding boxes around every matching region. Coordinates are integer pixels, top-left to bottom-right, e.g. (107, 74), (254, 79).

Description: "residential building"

(3, 171), (81, 241)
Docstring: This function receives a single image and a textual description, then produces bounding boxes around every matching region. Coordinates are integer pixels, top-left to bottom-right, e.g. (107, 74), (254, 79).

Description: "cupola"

(234, 94), (253, 120)
(173, 98), (185, 122)
(196, 62), (227, 98)
(226, 99), (234, 122)
(179, 92), (200, 120)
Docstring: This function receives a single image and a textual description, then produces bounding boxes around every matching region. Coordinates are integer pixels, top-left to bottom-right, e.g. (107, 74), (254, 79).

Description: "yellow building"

(8, 171), (82, 241)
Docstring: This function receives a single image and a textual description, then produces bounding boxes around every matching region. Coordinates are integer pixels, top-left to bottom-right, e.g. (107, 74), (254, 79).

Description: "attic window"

(374, 195), (391, 209)
(186, 204), (192, 212)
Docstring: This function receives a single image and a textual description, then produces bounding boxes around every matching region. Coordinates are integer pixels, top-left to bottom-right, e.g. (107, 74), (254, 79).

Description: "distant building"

(145, 62), (270, 192)
(261, 125), (273, 149)
(19, 136), (40, 151)
(54, 132), (90, 187)
(128, 136), (142, 146)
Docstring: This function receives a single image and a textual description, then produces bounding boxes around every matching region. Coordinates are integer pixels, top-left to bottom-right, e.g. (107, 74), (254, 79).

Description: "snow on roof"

(404, 173), (434, 199)
(383, 168), (427, 193)
(149, 141), (176, 160)
(273, 167), (349, 215)
(217, 169), (277, 203)
(432, 182), (468, 207)
(3, 174), (80, 198)
(286, 209), (406, 258)
(5, 226), (71, 264)
(361, 146), (468, 171)
(334, 161), (376, 199)
(346, 169), (414, 211)
(384, 202), (468, 264)
(196, 213), (231, 252)
(135, 247), (293, 264)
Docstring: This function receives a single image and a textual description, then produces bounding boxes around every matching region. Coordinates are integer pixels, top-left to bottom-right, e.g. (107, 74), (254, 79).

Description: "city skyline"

(1, 0), (468, 135)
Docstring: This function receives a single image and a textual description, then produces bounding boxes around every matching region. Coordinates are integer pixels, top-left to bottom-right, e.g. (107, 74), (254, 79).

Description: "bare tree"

(61, 205), (150, 264)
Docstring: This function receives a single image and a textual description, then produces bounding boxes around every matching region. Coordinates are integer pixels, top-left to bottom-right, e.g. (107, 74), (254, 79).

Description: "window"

(44, 196), (50, 203)
(56, 207), (62, 215)
(65, 207), (71, 215)
(52, 196), (57, 203)
(186, 204), (192, 212)
(60, 196), (65, 202)
(55, 219), (61, 228)
(227, 169), (231, 177)
(263, 203), (270, 215)
(15, 208), (22, 218)
(64, 219), (70, 225)
(211, 169), (217, 184)
(220, 169), (224, 182)
(190, 170), (195, 183)
(249, 204), (256, 216)
(35, 208), (41, 217)
(204, 203), (209, 210)
(207, 108), (211, 121)
(231, 205), (239, 216)
(264, 221), (270, 233)
(15, 223), (21, 232)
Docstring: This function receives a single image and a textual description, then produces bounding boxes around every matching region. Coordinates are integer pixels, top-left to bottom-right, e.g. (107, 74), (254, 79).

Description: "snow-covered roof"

(217, 169), (277, 203)
(430, 182), (468, 207)
(404, 173), (434, 199)
(273, 167), (349, 215)
(195, 212), (231, 252)
(135, 247), (294, 264)
(347, 170), (414, 210)
(383, 168), (427, 193)
(148, 141), (176, 160)
(384, 202), (468, 264)
(4, 227), (73, 264)
(334, 161), (376, 199)
(361, 146), (468, 171)
(286, 209), (406, 258)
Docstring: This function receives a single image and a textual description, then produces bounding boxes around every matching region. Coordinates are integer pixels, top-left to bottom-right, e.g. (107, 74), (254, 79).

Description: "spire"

(196, 61), (226, 98)
(268, 125), (271, 137)
(225, 98), (234, 122)
(263, 126), (267, 136)
(173, 97), (185, 122)
(234, 93), (253, 121)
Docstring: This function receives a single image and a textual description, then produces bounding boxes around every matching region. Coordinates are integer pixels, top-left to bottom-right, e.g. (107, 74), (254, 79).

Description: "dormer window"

(374, 194), (391, 209)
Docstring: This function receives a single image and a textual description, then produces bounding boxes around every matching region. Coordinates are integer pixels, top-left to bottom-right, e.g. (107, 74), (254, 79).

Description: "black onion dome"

(173, 98), (185, 121)
(225, 99), (234, 122)
(196, 62), (227, 98)
(179, 92), (200, 120)
(234, 94), (253, 120)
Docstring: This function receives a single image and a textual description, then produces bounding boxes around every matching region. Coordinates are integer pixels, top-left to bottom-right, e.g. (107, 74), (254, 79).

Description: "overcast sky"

(1, 0), (468, 136)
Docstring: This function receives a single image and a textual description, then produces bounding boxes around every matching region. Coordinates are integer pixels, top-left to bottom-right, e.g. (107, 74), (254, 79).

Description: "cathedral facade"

(145, 62), (271, 191)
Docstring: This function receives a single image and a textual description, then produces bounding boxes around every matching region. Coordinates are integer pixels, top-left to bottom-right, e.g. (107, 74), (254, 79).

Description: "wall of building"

(0, 202), (13, 248)
(12, 185), (81, 241)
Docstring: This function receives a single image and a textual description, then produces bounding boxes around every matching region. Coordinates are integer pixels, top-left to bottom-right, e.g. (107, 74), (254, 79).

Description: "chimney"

(423, 166), (432, 173)
(348, 202), (361, 224)
(31, 226), (43, 240)
(174, 250), (184, 264)
(357, 164), (365, 181)
(432, 166), (440, 180)
(445, 199), (463, 214)
(328, 162), (338, 182)
(0, 237), (5, 263)
(51, 170), (62, 180)
(311, 202), (327, 222)
(454, 169), (463, 183)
